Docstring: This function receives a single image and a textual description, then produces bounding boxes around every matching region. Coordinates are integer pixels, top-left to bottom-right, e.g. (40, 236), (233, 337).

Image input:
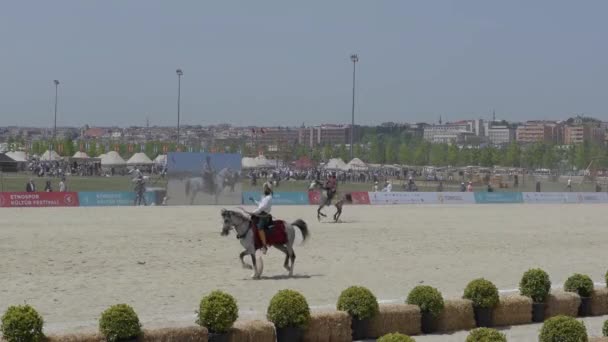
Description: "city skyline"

(1, 1), (608, 127)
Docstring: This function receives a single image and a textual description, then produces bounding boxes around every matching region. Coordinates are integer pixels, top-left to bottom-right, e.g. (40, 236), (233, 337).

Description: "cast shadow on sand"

(244, 274), (324, 281)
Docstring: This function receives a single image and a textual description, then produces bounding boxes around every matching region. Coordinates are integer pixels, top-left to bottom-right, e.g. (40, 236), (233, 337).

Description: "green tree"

(447, 144), (459, 166)
(398, 143), (410, 164)
(353, 144), (363, 160)
(87, 141), (98, 157)
(504, 142), (521, 167)
(429, 144), (447, 166)
(63, 137), (75, 157)
(322, 145), (333, 160)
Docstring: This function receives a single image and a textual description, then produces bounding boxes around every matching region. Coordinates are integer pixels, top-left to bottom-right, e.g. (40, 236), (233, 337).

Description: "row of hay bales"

(3, 269), (608, 341)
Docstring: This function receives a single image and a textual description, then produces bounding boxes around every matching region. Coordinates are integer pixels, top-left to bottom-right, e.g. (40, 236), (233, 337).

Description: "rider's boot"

(258, 230), (268, 254)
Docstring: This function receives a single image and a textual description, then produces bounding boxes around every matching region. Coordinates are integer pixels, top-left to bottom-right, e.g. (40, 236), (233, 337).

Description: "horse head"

(220, 209), (248, 236)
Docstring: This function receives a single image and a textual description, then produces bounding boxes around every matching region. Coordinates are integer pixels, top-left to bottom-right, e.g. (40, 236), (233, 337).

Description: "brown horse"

(308, 180), (352, 222)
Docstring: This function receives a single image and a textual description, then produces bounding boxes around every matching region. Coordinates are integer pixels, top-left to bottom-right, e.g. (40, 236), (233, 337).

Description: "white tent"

(346, 158), (368, 171)
(100, 151), (126, 166)
(154, 154), (167, 165)
(5, 151), (27, 162)
(72, 151), (90, 159)
(41, 150), (61, 161)
(241, 157), (257, 169)
(126, 152), (153, 166)
(324, 158), (347, 170)
(241, 155), (276, 169)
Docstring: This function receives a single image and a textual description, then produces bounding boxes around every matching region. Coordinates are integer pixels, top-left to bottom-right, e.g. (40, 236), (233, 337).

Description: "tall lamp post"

(350, 54), (358, 160)
(176, 69), (183, 150)
(52, 80), (60, 155)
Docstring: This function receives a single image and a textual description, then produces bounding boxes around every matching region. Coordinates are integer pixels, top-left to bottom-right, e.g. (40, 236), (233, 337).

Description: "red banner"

(0, 192), (80, 208)
(307, 191), (370, 205)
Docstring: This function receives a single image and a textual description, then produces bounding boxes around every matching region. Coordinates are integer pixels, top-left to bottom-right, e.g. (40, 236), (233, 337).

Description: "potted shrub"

(406, 285), (444, 333)
(605, 270), (608, 288)
(465, 328), (507, 342)
(564, 273), (594, 317)
(337, 286), (379, 340)
(539, 315), (587, 342)
(1, 304), (44, 342)
(519, 268), (551, 322)
(463, 278), (499, 327)
(99, 304), (142, 342)
(603, 319), (608, 337)
(197, 290), (238, 342)
(267, 289), (310, 342)
(377, 332), (416, 342)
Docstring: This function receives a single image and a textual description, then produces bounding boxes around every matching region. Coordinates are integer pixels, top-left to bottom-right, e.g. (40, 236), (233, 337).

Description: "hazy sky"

(1, 1), (607, 127)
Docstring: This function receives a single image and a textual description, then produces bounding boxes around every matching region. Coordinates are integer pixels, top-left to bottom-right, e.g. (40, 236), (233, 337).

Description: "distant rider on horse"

(202, 156), (215, 191)
(323, 172), (337, 206)
(250, 182), (273, 254)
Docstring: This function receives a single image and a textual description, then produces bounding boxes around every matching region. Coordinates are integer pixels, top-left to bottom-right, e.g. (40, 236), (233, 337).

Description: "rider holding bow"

(250, 182), (273, 254)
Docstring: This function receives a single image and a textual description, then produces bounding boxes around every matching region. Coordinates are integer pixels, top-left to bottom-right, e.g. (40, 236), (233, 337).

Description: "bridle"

(223, 210), (251, 240)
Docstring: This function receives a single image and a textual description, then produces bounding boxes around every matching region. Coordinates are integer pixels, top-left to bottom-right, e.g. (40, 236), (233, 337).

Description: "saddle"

(251, 219), (287, 250)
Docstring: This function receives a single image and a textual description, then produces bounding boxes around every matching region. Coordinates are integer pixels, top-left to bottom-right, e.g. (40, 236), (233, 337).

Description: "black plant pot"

(578, 296), (592, 317)
(473, 307), (493, 327)
(532, 302), (546, 323)
(351, 318), (371, 340)
(420, 311), (438, 334)
(208, 332), (230, 342)
(276, 326), (303, 342)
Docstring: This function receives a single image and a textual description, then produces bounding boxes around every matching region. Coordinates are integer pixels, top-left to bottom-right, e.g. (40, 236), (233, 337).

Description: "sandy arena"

(1, 204), (607, 339)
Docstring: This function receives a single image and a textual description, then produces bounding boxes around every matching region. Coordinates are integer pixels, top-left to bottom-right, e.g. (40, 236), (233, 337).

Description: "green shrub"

(519, 268), (551, 303)
(465, 328), (507, 342)
(99, 304), (142, 342)
(1, 305), (44, 342)
(463, 278), (500, 309)
(406, 285), (444, 317)
(267, 289), (310, 329)
(336, 286), (379, 320)
(564, 274), (594, 297)
(196, 290), (238, 333)
(539, 315), (587, 342)
(377, 332), (416, 342)
(605, 270), (607, 288)
(603, 319), (608, 337)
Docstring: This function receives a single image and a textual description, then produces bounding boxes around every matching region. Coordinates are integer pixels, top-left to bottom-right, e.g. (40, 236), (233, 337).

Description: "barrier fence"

(1, 190), (607, 208)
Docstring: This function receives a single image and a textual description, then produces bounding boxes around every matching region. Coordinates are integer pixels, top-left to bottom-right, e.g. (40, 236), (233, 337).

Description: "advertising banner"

(78, 192), (156, 207)
(565, 192), (608, 204)
(350, 191), (371, 205)
(166, 152), (241, 205)
(243, 191), (309, 205)
(307, 191), (371, 205)
(474, 192), (523, 204)
(522, 192), (568, 204)
(436, 192), (475, 204)
(368, 192), (439, 205)
(0, 192), (79, 208)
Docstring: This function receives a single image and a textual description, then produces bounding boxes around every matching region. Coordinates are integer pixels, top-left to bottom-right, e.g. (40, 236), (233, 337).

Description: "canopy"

(154, 154), (167, 165)
(346, 158), (368, 171)
(241, 155), (276, 169)
(100, 151), (126, 166)
(72, 151), (90, 159)
(41, 150), (61, 161)
(324, 158), (347, 170)
(294, 156), (314, 169)
(127, 152), (153, 165)
(5, 151), (27, 162)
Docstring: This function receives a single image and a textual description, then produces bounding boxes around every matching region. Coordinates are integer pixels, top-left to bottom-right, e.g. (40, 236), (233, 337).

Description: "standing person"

(59, 177), (67, 192)
(26, 178), (36, 192)
(250, 182), (273, 254)
(467, 182), (473, 192)
(437, 181), (444, 192)
(536, 181), (541, 193)
(382, 180), (392, 192)
(460, 182), (466, 192)
(202, 156), (215, 192)
(44, 180), (52, 192)
(567, 178), (572, 192)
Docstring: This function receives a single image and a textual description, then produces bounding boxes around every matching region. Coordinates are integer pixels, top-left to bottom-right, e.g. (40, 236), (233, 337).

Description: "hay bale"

(367, 304), (421, 338)
(302, 311), (351, 342)
(492, 295), (532, 327)
(591, 288), (608, 316)
(44, 333), (103, 342)
(141, 327), (208, 341)
(228, 320), (275, 342)
(435, 299), (476, 333)
(545, 291), (581, 318)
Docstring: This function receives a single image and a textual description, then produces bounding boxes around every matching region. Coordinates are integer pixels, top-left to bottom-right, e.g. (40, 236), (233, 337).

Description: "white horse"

(185, 168), (238, 205)
(220, 209), (309, 279)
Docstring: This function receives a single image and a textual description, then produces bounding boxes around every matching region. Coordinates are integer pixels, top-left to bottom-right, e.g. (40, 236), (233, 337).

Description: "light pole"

(52, 80), (59, 155)
(350, 54), (358, 160)
(176, 68), (183, 149)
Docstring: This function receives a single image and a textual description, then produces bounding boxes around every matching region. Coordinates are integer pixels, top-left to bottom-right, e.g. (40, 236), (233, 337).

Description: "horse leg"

(240, 251), (252, 270)
(287, 245), (296, 277)
(250, 254), (259, 279)
(273, 244), (291, 273)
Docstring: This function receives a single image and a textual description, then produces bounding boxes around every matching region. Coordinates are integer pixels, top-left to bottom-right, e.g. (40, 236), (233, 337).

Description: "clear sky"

(1, 1), (607, 127)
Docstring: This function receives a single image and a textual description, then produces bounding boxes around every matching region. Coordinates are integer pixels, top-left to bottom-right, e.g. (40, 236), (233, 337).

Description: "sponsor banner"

(522, 192), (568, 204)
(78, 192), (156, 207)
(307, 191), (371, 205)
(243, 191), (309, 205)
(436, 192), (475, 204)
(368, 192), (439, 205)
(474, 192), (523, 204)
(350, 191), (371, 205)
(0, 192), (79, 208)
(565, 192), (608, 204)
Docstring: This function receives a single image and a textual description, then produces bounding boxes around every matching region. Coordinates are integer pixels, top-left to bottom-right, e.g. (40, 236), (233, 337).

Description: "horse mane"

(222, 209), (249, 221)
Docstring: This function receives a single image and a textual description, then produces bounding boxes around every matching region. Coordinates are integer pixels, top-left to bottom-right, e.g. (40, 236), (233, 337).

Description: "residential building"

(516, 121), (556, 143)
(564, 125), (605, 145)
(487, 125), (515, 145)
(423, 120), (483, 144)
(297, 125), (360, 148)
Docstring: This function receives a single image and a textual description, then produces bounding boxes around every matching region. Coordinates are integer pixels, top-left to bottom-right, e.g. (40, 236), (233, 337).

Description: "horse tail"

(185, 179), (190, 196)
(291, 219), (309, 243)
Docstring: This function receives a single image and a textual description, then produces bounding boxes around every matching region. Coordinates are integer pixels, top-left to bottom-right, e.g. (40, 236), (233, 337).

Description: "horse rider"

(324, 172), (337, 205)
(202, 156), (215, 190)
(250, 182), (273, 254)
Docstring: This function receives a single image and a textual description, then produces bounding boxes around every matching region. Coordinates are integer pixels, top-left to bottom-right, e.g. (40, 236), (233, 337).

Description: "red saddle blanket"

(252, 220), (287, 250)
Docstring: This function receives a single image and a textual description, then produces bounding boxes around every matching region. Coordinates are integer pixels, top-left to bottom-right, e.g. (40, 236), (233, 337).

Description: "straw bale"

(367, 304), (421, 338)
(44, 333), (103, 342)
(492, 295), (532, 327)
(228, 320), (275, 342)
(303, 311), (351, 342)
(545, 291), (581, 318)
(435, 299), (476, 333)
(591, 288), (608, 316)
(140, 327), (208, 341)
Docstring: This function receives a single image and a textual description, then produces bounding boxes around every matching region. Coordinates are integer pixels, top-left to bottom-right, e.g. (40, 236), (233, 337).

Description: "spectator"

(437, 181), (444, 192)
(460, 182), (466, 192)
(467, 182), (473, 192)
(44, 180), (52, 192)
(487, 183), (494, 192)
(536, 181), (541, 193)
(596, 183), (602, 192)
(59, 177), (67, 192)
(26, 178), (36, 192)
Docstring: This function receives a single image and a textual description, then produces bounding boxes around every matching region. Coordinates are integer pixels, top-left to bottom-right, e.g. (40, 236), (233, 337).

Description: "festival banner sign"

(522, 192), (568, 204)
(307, 191), (370, 205)
(368, 192), (439, 205)
(565, 192), (608, 204)
(78, 192), (156, 207)
(436, 192), (475, 204)
(474, 192), (523, 204)
(0, 192), (79, 208)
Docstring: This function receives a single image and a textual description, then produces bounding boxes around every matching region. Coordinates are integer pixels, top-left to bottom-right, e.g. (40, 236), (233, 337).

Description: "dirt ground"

(1, 204), (607, 337)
